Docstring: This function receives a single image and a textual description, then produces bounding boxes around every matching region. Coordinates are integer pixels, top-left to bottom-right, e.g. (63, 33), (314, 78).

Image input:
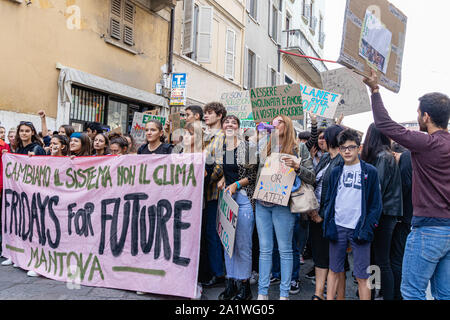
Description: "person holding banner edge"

(216, 115), (258, 301)
(255, 115), (315, 300)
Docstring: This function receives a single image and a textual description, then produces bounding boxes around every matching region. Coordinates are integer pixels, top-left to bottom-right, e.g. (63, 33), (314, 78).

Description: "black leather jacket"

(373, 151), (403, 217)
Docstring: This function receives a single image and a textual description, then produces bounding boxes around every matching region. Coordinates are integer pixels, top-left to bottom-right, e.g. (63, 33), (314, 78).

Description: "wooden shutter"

(182, 0), (195, 55)
(243, 46), (249, 89)
(255, 55), (261, 87)
(197, 6), (213, 63)
(268, 1), (273, 38)
(110, 0), (122, 40)
(267, 65), (271, 86)
(277, 9), (282, 43)
(225, 29), (236, 79)
(123, 1), (135, 46)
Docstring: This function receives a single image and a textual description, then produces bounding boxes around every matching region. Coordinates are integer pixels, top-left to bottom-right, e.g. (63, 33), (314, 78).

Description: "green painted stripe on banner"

(112, 266), (166, 277)
(6, 245), (25, 253)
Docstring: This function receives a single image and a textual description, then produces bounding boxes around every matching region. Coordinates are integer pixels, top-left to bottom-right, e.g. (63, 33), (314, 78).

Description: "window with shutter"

(225, 29), (236, 80)
(197, 6), (213, 63)
(109, 0), (135, 46)
(255, 55), (261, 87)
(123, 1), (135, 46)
(182, 0), (195, 55)
(110, 0), (122, 40)
(243, 46), (249, 89)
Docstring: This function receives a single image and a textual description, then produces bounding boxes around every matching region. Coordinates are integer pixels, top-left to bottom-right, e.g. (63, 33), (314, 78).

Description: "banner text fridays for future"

(1, 153), (204, 299)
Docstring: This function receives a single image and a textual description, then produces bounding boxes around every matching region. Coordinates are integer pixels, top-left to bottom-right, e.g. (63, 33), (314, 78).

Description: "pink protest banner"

(1, 153), (205, 298)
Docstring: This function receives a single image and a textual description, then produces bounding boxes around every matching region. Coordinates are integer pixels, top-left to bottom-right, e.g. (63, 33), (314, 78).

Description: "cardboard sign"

(2, 153), (205, 299)
(338, 0), (407, 93)
(299, 84), (342, 120)
(253, 153), (297, 207)
(216, 191), (239, 258)
(320, 68), (371, 116)
(170, 113), (186, 132)
(250, 84), (303, 123)
(130, 112), (167, 146)
(220, 91), (255, 129)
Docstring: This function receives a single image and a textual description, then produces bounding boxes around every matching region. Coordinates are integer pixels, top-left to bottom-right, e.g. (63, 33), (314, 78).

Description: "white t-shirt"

(334, 162), (362, 229)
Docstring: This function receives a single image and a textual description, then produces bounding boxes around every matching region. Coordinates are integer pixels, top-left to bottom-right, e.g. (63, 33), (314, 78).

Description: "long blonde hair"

(265, 115), (297, 156)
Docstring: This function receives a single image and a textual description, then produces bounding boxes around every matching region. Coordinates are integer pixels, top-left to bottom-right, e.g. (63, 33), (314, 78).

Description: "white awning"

(58, 66), (167, 108)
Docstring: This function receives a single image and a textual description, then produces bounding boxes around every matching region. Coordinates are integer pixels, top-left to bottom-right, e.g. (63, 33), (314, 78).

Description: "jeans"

(401, 226), (450, 300)
(391, 222), (411, 300)
(371, 215), (397, 300)
(256, 202), (295, 298)
(205, 200), (225, 277)
(272, 214), (308, 281)
(224, 192), (254, 280)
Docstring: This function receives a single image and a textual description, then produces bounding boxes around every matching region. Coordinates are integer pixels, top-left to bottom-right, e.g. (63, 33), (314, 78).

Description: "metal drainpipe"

(168, 7), (175, 75)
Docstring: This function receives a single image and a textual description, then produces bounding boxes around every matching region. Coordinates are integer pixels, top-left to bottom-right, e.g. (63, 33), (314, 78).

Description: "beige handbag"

(289, 182), (319, 214)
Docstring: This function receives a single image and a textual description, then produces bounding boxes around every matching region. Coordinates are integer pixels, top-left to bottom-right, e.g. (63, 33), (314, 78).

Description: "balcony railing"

(281, 29), (327, 73)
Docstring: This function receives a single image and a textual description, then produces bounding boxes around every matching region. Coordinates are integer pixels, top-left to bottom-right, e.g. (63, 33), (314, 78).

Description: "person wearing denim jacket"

(255, 115), (315, 300)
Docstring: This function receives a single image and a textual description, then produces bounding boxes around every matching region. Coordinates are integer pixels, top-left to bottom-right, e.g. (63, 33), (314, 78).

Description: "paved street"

(0, 256), (358, 300)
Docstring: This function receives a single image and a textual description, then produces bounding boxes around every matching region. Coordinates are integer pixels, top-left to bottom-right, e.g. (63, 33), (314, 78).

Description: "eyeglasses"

(339, 145), (359, 152)
(20, 121), (34, 126)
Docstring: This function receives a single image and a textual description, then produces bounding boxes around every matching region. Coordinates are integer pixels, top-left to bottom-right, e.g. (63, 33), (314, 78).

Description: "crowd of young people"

(0, 72), (449, 300)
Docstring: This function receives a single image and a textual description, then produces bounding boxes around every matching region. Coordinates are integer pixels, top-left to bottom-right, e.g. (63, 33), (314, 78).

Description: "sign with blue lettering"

(170, 73), (187, 106)
(299, 84), (342, 120)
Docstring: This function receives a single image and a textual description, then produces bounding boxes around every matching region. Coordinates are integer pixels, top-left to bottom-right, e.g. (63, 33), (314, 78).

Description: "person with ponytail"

(137, 120), (173, 155)
(69, 132), (92, 157)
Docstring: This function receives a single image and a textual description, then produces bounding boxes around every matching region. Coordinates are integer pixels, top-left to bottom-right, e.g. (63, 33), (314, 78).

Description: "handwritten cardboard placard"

(250, 84), (303, 123)
(299, 84), (342, 120)
(130, 112), (167, 146)
(216, 191), (239, 258)
(1, 153), (205, 299)
(320, 68), (371, 116)
(220, 91), (255, 129)
(338, 0), (407, 93)
(253, 153), (297, 207)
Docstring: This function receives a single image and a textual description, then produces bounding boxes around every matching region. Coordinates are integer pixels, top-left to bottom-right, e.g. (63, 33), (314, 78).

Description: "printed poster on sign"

(220, 91), (255, 129)
(130, 112), (167, 146)
(216, 191), (239, 258)
(299, 84), (342, 120)
(359, 9), (392, 74)
(250, 84), (303, 123)
(253, 153), (297, 207)
(337, 0), (407, 93)
(1, 153), (205, 299)
(170, 73), (187, 106)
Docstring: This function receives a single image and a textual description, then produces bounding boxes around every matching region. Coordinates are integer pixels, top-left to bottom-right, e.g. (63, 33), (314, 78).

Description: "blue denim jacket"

(322, 159), (383, 243)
